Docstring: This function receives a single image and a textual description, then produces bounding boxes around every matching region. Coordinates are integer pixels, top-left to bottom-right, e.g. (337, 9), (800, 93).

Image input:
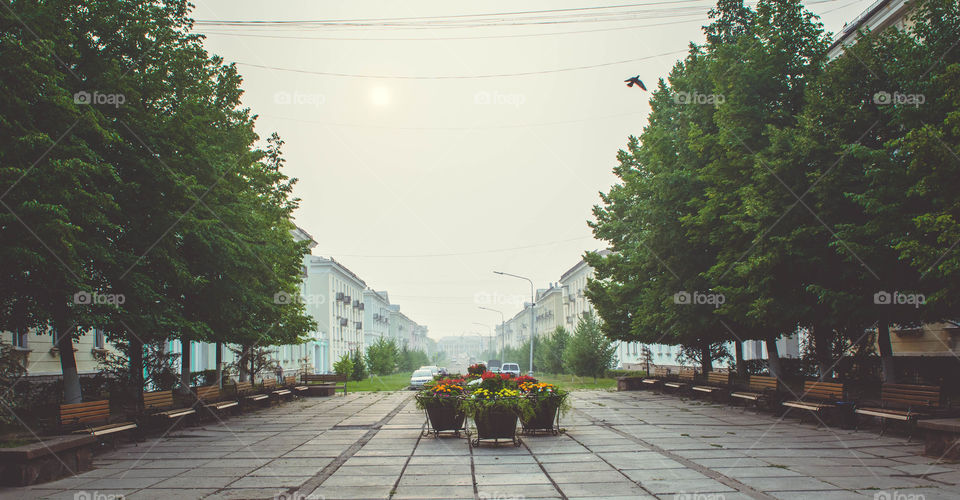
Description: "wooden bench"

(143, 390), (196, 424)
(641, 367), (668, 390)
(855, 384), (941, 437)
(782, 381), (847, 425)
(303, 374), (347, 395)
(59, 400), (137, 440)
(731, 375), (780, 409)
(193, 385), (239, 417)
(692, 371), (730, 397)
(664, 368), (696, 392)
(263, 378), (292, 401)
(234, 381), (269, 407)
(285, 375), (309, 396)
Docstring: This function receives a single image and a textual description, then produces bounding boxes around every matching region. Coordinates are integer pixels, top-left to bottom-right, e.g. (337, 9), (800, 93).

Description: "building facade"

(363, 289), (392, 348)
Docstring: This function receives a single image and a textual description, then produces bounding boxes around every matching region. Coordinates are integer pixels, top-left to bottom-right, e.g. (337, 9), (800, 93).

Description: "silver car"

(409, 369), (434, 389)
(501, 363), (521, 377)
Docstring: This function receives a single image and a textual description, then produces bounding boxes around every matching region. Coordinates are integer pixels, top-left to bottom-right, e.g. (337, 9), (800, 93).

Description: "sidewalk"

(4, 390), (958, 499)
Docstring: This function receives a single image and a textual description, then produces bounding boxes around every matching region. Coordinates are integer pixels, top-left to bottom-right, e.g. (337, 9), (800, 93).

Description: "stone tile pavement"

(2, 390), (958, 500)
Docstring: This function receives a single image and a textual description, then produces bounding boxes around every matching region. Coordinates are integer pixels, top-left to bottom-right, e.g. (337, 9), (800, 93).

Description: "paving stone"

(392, 485), (476, 498)
(555, 481), (646, 497)
(228, 475), (312, 488)
(476, 473), (552, 486)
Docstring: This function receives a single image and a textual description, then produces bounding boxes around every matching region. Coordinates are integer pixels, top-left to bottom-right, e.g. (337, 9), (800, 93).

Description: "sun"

(370, 86), (391, 107)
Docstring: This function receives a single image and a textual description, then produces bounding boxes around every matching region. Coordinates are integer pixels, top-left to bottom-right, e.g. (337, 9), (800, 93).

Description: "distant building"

(363, 289), (392, 348)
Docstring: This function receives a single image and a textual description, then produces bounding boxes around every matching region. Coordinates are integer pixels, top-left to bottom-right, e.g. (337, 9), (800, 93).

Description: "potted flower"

(518, 381), (570, 435)
(460, 372), (532, 447)
(415, 378), (466, 437)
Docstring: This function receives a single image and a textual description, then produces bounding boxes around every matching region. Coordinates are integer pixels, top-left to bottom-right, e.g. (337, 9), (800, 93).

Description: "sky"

(190, 0), (876, 341)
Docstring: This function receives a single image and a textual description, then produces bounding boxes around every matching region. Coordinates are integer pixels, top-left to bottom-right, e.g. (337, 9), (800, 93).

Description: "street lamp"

(472, 323), (493, 358)
(494, 270), (535, 375)
(478, 306), (505, 364)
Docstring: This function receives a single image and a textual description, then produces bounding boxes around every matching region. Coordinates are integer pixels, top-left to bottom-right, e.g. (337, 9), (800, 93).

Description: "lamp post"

(494, 270), (535, 376)
(478, 306), (505, 364)
(472, 323), (493, 359)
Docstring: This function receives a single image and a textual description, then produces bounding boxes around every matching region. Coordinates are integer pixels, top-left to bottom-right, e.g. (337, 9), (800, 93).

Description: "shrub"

(333, 353), (353, 378)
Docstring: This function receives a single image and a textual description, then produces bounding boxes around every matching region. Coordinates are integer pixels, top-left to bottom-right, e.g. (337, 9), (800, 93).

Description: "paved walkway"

(4, 390), (959, 500)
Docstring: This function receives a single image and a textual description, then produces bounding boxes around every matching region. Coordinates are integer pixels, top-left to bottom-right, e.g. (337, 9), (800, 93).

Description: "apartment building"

(363, 289), (392, 348)
(4, 327), (117, 379)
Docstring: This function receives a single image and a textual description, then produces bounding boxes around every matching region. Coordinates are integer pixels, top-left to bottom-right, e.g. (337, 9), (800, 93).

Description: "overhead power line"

(194, 0), (714, 26)
(334, 236), (595, 258)
(234, 49), (688, 79)
(199, 16), (706, 41)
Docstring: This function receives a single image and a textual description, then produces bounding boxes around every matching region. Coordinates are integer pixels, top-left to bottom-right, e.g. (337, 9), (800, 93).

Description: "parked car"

(500, 363), (521, 377)
(419, 365), (440, 376)
(409, 369), (434, 389)
(438, 367), (448, 376)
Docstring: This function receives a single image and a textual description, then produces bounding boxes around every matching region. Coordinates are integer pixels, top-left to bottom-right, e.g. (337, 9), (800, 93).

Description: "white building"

(535, 284), (565, 336)
(303, 256), (366, 371)
(827, 0), (912, 60)
(363, 289), (392, 348)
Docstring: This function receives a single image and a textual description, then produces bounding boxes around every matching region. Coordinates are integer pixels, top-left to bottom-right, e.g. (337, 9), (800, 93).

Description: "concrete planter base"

(0, 435), (96, 486)
(918, 418), (960, 460)
(617, 376), (646, 391)
(306, 384), (337, 397)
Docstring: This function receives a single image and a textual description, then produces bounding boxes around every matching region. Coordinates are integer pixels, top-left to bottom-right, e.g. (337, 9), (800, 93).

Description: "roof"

(827, 0), (911, 56)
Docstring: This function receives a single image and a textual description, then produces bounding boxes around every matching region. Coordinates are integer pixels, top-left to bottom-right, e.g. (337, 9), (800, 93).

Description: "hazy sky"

(191, 0), (875, 341)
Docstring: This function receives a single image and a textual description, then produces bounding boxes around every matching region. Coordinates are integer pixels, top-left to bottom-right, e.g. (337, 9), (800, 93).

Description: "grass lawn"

(348, 372), (414, 392)
(537, 373), (617, 390)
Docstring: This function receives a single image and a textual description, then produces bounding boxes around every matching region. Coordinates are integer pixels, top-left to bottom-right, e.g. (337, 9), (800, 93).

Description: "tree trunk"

(877, 320), (896, 384)
(765, 334), (783, 380)
(128, 336), (144, 413)
(215, 341), (223, 388)
(700, 343), (712, 374)
(238, 344), (250, 382)
(56, 319), (82, 404)
(734, 340), (745, 376)
(180, 336), (191, 389)
(812, 325), (834, 380)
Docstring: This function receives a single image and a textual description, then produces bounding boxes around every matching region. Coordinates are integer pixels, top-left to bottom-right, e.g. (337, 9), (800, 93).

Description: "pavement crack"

(520, 438), (569, 500)
(388, 407), (425, 500)
(298, 394), (410, 497)
(574, 407), (777, 500)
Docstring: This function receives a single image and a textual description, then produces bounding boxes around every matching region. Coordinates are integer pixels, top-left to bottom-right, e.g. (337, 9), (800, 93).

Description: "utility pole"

(494, 271), (536, 375)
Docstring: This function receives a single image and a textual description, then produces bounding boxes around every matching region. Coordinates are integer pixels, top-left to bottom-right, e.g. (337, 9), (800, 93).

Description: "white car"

(500, 363), (521, 377)
(419, 365), (440, 376)
(410, 369), (434, 389)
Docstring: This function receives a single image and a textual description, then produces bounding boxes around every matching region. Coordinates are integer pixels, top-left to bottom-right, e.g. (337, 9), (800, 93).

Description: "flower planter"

(521, 398), (561, 435)
(0, 435), (96, 486)
(471, 409), (520, 447)
(423, 404), (466, 437)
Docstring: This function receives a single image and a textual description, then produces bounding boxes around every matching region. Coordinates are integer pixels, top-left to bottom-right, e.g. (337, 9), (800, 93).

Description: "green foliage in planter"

(459, 388), (534, 421)
(415, 380), (465, 410)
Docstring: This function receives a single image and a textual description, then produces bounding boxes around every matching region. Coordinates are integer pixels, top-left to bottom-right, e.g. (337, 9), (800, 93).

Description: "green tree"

(563, 313), (616, 382)
(349, 348), (368, 381)
(366, 337), (398, 376)
(333, 353), (353, 378)
(535, 326), (571, 375)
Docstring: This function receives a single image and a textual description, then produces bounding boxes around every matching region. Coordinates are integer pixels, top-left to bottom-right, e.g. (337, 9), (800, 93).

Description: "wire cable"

(234, 49), (688, 79)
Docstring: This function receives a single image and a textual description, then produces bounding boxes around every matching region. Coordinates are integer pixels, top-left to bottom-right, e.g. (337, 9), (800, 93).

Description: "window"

(12, 328), (27, 349)
(93, 328), (105, 349)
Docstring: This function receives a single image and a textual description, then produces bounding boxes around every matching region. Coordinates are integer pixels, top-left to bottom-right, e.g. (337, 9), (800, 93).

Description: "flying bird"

(624, 76), (646, 90)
